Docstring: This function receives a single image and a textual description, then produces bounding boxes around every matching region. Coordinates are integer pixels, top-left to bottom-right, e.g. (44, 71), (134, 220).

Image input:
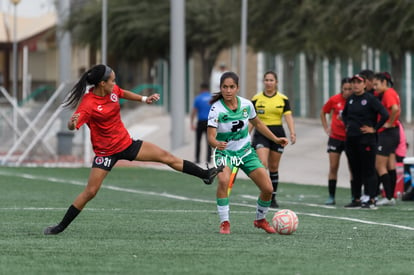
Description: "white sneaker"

(360, 195), (370, 203)
(376, 197), (396, 206)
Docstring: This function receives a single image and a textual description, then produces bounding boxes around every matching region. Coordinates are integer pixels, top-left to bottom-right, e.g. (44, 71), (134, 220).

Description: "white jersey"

(208, 96), (256, 151)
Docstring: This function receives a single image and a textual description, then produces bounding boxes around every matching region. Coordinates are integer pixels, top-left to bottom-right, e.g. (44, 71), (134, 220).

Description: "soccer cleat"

(270, 199), (279, 208)
(44, 224), (63, 235)
(361, 200), (377, 210)
(376, 197), (396, 206)
(254, 219), (276, 234)
(360, 194), (370, 203)
(203, 164), (225, 185)
(344, 200), (361, 209)
(219, 221), (230, 234)
(325, 196), (336, 205)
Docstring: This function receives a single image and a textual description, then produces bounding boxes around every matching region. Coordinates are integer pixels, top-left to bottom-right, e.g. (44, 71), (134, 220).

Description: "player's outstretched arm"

(122, 90), (160, 104)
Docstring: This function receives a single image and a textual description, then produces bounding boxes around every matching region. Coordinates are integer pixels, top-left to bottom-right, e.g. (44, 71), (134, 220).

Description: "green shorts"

(214, 146), (264, 175)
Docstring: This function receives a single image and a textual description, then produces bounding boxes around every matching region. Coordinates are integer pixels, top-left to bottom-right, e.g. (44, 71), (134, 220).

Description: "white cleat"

(376, 197), (396, 206)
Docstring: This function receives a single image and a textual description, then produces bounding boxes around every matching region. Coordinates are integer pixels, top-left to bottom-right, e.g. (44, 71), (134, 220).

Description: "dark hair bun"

(86, 64), (106, 85)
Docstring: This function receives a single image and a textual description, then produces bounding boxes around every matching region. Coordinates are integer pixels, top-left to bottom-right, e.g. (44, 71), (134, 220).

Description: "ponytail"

(63, 64), (112, 108)
(210, 92), (223, 104)
(63, 71), (89, 108)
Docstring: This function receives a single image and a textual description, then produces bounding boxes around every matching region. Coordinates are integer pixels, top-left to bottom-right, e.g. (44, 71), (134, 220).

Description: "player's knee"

(84, 188), (99, 201)
(217, 178), (230, 190)
(160, 151), (178, 165)
(261, 184), (273, 196)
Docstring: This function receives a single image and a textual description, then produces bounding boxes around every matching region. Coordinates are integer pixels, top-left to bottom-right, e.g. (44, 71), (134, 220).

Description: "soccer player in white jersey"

(207, 71), (289, 234)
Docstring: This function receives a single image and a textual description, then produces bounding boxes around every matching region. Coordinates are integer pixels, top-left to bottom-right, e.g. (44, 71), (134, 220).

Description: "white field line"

(0, 207), (124, 211)
(1, 170), (414, 231)
(0, 208), (252, 214)
(240, 195), (414, 231)
(240, 195), (337, 209)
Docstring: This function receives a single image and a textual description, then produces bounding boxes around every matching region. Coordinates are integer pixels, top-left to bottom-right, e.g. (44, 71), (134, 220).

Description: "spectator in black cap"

(342, 74), (389, 209)
(358, 69), (377, 202)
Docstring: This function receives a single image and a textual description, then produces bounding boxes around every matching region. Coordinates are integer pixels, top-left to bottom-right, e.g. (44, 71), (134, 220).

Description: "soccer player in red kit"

(44, 64), (223, 235)
(373, 72), (401, 206)
(320, 77), (353, 205)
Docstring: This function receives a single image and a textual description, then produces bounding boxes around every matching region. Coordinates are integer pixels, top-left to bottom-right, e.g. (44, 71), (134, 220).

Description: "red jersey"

(321, 93), (347, 141)
(73, 85), (132, 156)
(378, 87), (400, 133)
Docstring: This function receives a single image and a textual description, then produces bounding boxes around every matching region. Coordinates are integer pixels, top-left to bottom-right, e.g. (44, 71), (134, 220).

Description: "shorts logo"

(94, 156), (112, 168)
(95, 157), (104, 165)
(110, 93), (118, 102)
(255, 143), (265, 149)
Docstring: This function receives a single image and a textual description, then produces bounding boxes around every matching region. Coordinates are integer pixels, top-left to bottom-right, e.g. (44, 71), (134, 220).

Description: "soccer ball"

(272, 209), (299, 235)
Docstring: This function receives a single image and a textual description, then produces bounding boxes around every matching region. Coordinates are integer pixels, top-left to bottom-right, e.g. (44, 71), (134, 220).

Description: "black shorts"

(252, 125), (286, 153)
(327, 137), (345, 153)
(92, 139), (143, 171)
(377, 127), (399, 156)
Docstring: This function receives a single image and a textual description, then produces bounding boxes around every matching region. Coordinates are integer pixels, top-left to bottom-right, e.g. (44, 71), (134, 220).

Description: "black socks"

(380, 174), (393, 200)
(269, 171), (279, 194)
(182, 160), (208, 178)
(55, 204), (81, 233)
(328, 179), (337, 197)
(388, 169), (396, 198)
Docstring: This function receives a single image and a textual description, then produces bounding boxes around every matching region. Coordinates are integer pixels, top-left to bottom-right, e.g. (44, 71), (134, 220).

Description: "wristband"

(141, 96), (148, 103)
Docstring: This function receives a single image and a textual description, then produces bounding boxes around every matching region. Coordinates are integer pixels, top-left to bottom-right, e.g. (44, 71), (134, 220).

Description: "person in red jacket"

(373, 72), (401, 206)
(320, 77), (353, 205)
(44, 64), (223, 235)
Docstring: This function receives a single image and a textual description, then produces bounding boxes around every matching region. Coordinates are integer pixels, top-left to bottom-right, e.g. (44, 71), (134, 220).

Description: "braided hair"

(64, 64), (113, 108)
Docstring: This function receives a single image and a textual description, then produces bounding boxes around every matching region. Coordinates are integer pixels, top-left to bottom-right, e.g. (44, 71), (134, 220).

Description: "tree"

(186, 0), (240, 83)
(248, 0), (347, 116)
(249, 0), (414, 115)
(248, 0), (413, 116)
(66, 0), (240, 85)
(358, 0), (414, 93)
(67, 0), (170, 83)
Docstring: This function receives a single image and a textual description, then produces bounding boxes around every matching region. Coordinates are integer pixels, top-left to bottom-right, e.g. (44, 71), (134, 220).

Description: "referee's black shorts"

(252, 125), (286, 153)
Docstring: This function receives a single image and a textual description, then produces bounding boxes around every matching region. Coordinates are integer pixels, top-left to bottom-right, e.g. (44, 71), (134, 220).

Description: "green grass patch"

(0, 167), (413, 275)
